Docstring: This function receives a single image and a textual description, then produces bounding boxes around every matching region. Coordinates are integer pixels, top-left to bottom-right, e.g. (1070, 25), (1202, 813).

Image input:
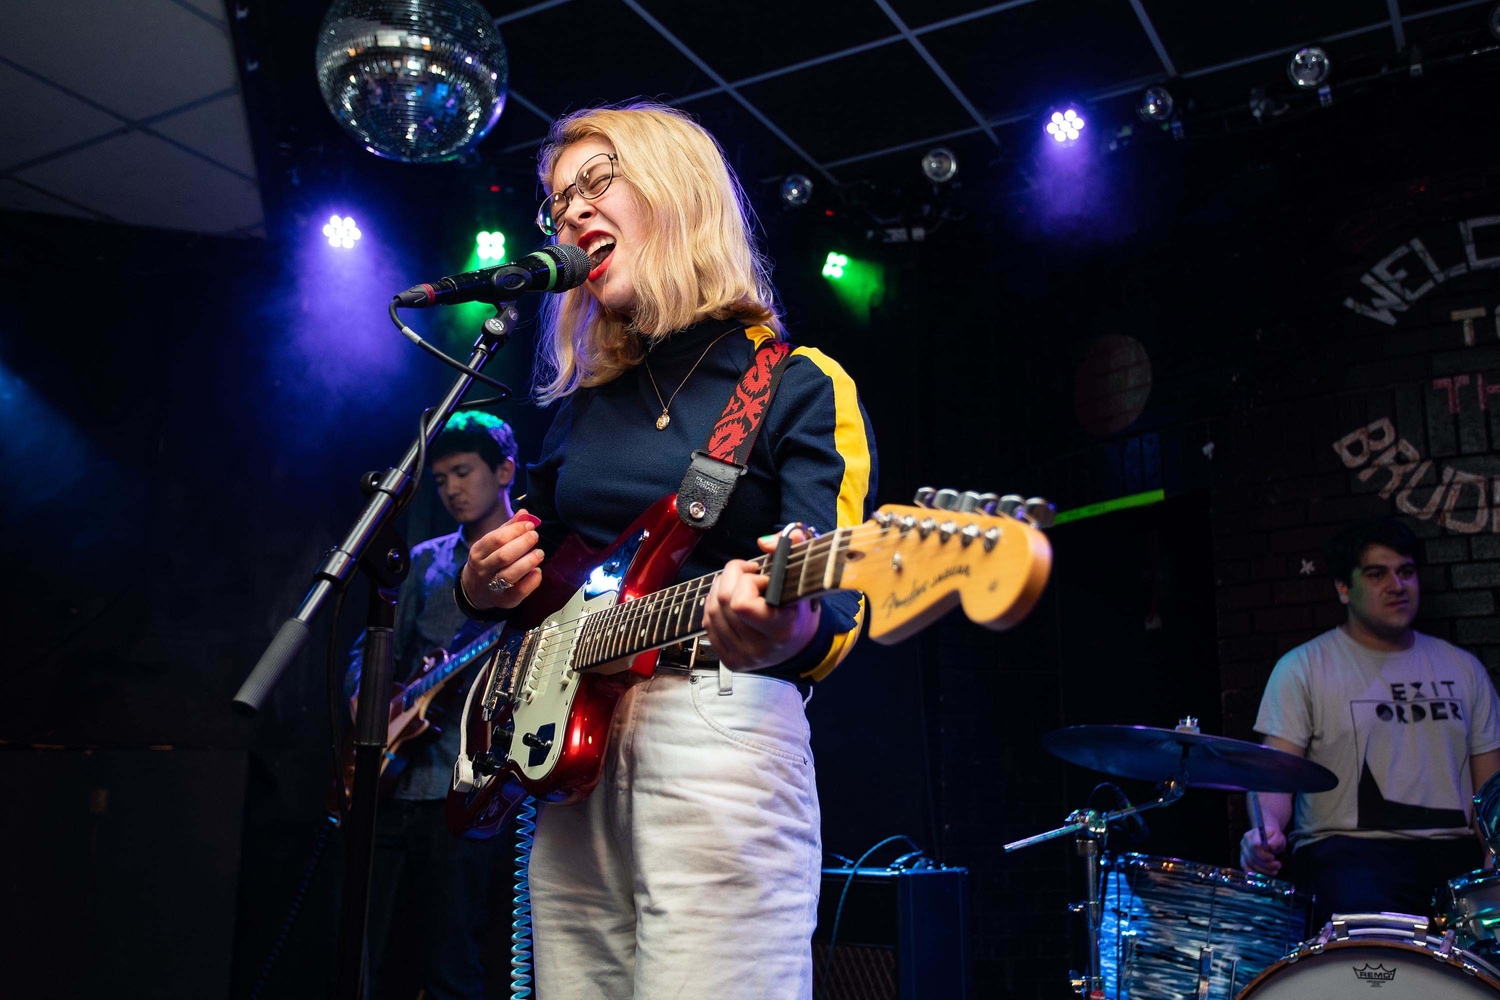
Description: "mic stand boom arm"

(231, 304), (519, 1000)
(232, 304), (517, 714)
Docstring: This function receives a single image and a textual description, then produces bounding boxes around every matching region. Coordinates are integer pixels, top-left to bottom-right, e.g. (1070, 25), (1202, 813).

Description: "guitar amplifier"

(812, 865), (970, 1000)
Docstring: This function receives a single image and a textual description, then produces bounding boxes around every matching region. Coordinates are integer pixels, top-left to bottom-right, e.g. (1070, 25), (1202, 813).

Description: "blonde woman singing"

(457, 102), (877, 999)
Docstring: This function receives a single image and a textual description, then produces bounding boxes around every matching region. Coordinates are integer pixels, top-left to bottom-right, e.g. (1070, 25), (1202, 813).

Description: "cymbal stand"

(1004, 770), (1187, 999)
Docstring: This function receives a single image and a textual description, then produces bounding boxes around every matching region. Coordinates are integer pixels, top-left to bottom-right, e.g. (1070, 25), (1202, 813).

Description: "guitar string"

(525, 517), (982, 678)
(525, 527), (851, 680)
(507, 533), (846, 692)
(511, 517), (1017, 689)
(405, 624), (504, 702)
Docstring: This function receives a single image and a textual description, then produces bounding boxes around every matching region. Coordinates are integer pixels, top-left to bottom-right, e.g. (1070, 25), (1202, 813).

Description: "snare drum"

(1100, 853), (1311, 1000)
(1237, 912), (1500, 998)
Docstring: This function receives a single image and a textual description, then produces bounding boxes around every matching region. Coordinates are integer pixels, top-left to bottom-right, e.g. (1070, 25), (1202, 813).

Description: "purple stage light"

(323, 214), (362, 249)
(1046, 109), (1086, 144)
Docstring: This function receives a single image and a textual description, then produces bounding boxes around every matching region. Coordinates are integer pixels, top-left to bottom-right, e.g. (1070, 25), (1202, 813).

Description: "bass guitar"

(447, 488), (1053, 839)
(332, 620), (506, 810)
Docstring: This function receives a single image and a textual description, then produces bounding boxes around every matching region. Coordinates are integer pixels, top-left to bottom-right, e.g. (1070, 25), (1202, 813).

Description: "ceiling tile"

(637, 0), (902, 82)
(0, 61), (123, 172)
(149, 91), (258, 180)
(0, 0), (237, 120)
(921, 0), (1164, 119)
(16, 131), (262, 235)
(1145, 0), (1387, 72)
(496, 0), (714, 116)
(738, 43), (978, 166)
(167, 0), (228, 25)
(0, 179), (101, 220)
(887, 0), (1045, 27)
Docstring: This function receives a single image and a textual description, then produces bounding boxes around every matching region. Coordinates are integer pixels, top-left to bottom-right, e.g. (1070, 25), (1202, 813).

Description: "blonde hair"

(533, 102), (782, 403)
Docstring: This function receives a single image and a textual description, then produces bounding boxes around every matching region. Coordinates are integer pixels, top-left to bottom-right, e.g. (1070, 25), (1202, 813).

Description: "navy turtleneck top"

(502, 317), (876, 680)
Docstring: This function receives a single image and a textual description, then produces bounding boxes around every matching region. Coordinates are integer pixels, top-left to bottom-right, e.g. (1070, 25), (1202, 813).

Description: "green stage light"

(822, 252), (848, 279)
(1052, 489), (1166, 525)
(477, 230), (506, 262)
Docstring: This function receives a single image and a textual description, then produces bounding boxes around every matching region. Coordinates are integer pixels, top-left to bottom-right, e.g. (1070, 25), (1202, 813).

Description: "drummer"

(1241, 516), (1500, 922)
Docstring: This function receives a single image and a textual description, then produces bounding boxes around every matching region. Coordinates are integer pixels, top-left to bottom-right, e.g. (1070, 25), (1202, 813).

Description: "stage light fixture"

(1137, 86), (1174, 122)
(323, 214), (362, 248)
(476, 230), (506, 262)
(780, 174), (813, 207)
(1046, 109), (1086, 144)
(920, 147), (958, 184)
(822, 252), (848, 280)
(1287, 46), (1330, 88)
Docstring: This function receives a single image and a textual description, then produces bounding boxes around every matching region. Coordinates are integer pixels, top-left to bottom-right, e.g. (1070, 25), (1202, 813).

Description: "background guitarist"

(454, 103), (878, 1000)
(344, 409), (519, 1000)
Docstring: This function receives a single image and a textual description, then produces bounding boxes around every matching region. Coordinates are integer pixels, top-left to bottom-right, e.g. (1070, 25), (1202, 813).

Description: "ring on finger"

(486, 575), (514, 594)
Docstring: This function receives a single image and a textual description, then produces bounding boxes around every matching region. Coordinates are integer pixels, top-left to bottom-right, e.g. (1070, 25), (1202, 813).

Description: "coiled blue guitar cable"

(510, 797), (538, 999)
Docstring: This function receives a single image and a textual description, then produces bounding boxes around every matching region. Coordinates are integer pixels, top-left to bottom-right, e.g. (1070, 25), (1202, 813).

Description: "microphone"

(395, 243), (592, 308)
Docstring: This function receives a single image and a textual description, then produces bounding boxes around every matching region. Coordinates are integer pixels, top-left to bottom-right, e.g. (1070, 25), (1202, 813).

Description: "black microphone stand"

(232, 303), (519, 1000)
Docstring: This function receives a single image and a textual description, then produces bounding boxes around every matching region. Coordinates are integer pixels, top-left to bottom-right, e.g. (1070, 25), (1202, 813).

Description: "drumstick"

(1247, 792), (1270, 850)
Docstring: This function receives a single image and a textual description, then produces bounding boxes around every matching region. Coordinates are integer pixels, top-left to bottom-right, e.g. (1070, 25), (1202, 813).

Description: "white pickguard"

(499, 584), (622, 782)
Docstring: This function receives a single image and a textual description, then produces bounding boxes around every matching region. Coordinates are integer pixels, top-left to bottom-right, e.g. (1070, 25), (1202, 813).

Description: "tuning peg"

(976, 492), (1000, 514)
(957, 491), (984, 512)
(996, 494), (1025, 518)
(913, 487), (936, 509)
(1024, 497), (1056, 528)
(932, 488), (961, 511)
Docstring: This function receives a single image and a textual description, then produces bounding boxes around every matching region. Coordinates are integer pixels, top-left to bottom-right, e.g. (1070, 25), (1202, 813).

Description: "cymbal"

(1041, 724), (1338, 794)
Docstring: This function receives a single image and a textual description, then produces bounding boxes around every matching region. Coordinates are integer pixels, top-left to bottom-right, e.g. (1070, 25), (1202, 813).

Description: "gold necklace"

(643, 329), (735, 430)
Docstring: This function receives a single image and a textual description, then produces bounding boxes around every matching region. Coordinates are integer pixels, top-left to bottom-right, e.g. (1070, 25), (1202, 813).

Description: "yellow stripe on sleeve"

(790, 346), (873, 679)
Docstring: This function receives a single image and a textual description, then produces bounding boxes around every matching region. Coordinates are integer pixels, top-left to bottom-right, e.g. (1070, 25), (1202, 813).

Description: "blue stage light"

(323, 215), (362, 249)
(1046, 109), (1086, 144)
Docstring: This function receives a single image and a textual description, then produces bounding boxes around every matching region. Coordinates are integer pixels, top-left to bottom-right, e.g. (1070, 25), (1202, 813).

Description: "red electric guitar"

(447, 489), (1054, 839)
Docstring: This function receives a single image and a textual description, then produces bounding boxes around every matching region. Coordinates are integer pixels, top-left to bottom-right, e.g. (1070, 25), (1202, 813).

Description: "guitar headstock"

(841, 488), (1054, 644)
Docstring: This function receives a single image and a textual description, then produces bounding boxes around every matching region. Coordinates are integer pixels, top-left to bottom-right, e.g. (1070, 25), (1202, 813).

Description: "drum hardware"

(1008, 718), (1338, 999)
(1238, 912), (1500, 997)
(1006, 756), (1188, 998)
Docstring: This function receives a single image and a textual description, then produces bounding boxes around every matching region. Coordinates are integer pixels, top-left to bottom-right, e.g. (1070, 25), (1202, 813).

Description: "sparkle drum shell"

(1443, 869), (1500, 956)
(1100, 853), (1311, 1000)
(1236, 912), (1500, 999)
(1475, 769), (1500, 857)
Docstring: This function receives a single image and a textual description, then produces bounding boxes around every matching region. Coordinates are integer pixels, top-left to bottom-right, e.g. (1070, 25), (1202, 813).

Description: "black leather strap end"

(764, 532), (793, 607)
(677, 450), (748, 530)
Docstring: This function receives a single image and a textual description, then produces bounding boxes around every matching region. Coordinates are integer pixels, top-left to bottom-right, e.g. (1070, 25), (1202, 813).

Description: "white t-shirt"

(1254, 627), (1500, 848)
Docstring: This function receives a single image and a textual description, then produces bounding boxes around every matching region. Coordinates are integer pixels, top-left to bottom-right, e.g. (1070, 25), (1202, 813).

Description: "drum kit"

(1008, 717), (1500, 999)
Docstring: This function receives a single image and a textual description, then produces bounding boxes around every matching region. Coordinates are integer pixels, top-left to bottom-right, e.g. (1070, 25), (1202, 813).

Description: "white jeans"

(528, 667), (821, 999)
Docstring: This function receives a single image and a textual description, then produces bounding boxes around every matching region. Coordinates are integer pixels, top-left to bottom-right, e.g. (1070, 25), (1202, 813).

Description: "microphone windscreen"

(542, 243), (593, 291)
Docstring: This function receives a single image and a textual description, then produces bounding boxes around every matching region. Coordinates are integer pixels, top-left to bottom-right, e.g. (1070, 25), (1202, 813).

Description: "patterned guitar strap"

(676, 330), (793, 531)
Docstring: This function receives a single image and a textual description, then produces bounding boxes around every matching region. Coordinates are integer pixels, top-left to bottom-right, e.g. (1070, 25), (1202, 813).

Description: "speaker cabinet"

(813, 865), (970, 1000)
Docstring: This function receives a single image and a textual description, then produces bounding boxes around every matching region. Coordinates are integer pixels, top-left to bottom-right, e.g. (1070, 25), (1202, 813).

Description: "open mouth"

(581, 231), (616, 279)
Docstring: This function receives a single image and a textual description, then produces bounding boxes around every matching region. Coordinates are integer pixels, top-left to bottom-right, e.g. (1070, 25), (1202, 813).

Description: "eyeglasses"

(536, 152), (617, 236)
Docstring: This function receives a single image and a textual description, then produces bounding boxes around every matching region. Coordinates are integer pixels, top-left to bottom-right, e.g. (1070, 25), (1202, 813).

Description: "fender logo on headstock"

(880, 565), (972, 614)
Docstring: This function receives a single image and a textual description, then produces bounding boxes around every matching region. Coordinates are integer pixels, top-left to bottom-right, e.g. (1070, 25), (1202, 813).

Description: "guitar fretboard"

(572, 527), (851, 670)
(400, 623), (504, 709)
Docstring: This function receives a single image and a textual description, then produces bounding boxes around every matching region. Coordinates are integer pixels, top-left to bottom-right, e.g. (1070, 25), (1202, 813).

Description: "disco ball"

(1137, 85), (1174, 122)
(315, 0), (509, 163)
(920, 147), (958, 184)
(1287, 46), (1330, 89)
(780, 173), (813, 207)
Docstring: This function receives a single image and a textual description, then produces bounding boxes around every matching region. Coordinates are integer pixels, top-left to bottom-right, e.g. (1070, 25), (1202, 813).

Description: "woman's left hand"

(702, 529), (822, 670)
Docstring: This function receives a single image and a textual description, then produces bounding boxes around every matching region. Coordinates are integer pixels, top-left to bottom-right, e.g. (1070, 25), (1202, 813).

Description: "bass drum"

(1236, 912), (1500, 999)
